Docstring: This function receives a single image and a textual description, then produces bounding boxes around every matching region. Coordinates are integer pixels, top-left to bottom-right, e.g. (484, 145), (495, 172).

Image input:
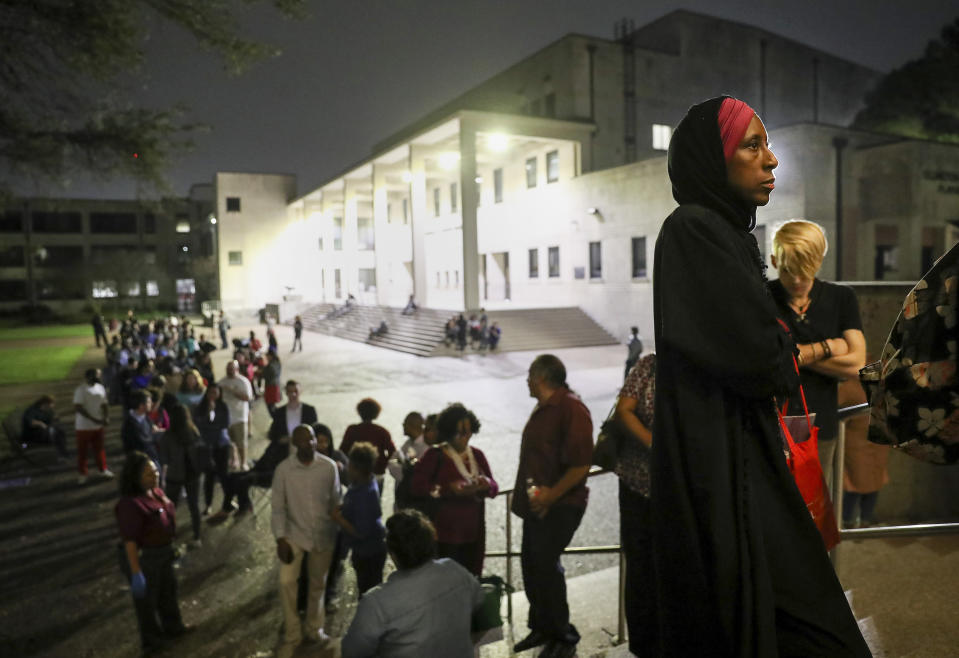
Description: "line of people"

(443, 311), (501, 351)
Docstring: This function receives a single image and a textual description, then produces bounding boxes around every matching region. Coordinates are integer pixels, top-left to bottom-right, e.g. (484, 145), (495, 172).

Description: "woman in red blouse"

(116, 451), (191, 652)
(410, 403), (497, 576)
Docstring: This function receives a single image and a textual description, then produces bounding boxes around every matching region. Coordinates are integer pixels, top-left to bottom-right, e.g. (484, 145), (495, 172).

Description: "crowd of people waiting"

(443, 310), (501, 351)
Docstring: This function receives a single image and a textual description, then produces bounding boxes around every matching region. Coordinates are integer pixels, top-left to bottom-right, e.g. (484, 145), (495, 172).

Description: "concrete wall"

(215, 172), (297, 314)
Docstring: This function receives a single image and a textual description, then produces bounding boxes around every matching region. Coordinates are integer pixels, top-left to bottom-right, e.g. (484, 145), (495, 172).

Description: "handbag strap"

(776, 354), (814, 437)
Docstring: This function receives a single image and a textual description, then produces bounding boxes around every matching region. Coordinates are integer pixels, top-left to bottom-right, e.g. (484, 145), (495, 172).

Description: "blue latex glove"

(131, 572), (147, 599)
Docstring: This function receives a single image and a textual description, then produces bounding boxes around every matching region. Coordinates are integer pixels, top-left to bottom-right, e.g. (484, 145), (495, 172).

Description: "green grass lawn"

(0, 346), (86, 385)
(0, 324), (91, 341)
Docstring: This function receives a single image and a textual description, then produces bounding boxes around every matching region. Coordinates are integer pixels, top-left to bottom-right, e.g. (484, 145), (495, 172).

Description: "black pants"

(619, 480), (657, 657)
(221, 469), (271, 511)
(166, 476), (201, 541)
(133, 544), (185, 648)
(521, 504), (584, 642)
(438, 539), (484, 577)
(352, 548), (387, 596)
(202, 445), (230, 510)
(292, 335), (302, 351)
(326, 531), (347, 601)
(25, 425), (68, 456)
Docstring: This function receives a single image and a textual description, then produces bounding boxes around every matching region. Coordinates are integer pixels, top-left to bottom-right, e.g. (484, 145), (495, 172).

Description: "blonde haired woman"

(768, 219), (867, 488)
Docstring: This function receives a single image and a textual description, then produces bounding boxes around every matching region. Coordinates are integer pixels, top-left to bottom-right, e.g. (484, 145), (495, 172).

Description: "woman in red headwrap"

(650, 97), (870, 657)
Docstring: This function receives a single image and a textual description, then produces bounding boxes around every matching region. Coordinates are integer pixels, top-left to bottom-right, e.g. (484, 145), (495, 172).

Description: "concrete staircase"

(294, 304), (619, 357)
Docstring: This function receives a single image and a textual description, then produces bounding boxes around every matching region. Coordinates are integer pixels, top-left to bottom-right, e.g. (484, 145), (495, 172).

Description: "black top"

(768, 278), (863, 440)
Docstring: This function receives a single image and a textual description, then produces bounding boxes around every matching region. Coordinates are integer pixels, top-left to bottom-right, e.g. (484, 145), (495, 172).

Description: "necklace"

(790, 298), (811, 323)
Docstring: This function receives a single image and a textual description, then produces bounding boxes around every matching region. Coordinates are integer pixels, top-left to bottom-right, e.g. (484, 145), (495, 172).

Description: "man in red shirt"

(511, 354), (593, 658)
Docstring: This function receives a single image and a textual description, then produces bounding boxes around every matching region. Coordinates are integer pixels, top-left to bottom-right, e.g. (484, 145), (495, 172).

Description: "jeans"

(842, 491), (879, 526)
(202, 444), (231, 510)
(166, 476), (201, 541)
(619, 480), (657, 657)
(521, 504), (584, 642)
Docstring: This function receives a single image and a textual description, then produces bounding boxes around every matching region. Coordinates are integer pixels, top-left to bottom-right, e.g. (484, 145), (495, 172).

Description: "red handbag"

(777, 356), (841, 551)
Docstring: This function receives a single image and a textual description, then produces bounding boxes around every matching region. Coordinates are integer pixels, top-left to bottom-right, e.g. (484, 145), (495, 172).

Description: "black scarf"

(667, 96), (757, 232)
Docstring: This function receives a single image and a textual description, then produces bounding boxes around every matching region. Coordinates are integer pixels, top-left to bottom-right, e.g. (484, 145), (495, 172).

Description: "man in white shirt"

(73, 368), (113, 485)
(387, 412), (429, 511)
(218, 360), (254, 470)
(272, 425), (341, 658)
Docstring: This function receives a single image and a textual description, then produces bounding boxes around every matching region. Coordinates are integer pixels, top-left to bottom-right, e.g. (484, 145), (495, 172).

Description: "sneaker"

(77, 475), (87, 485)
(100, 469), (115, 479)
(302, 629), (330, 645)
(514, 630), (548, 652)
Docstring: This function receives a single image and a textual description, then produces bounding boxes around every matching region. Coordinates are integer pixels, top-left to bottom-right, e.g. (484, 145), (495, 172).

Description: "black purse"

(592, 400), (624, 471)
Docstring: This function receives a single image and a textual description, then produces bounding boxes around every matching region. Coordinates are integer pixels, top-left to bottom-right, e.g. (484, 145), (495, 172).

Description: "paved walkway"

(1, 324), (956, 657)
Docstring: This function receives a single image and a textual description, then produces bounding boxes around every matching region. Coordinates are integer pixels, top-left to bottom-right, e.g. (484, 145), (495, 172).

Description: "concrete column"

(459, 120), (480, 310)
(372, 164), (390, 305)
(409, 146), (429, 306)
(343, 179), (359, 297)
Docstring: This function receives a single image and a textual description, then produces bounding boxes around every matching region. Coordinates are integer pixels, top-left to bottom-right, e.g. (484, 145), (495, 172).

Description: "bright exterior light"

(487, 133), (509, 152)
(401, 170), (413, 183)
(210, 217), (217, 225)
(181, 246), (189, 252)
(474, 176), (483, 184)
(438, 152), (460, 171)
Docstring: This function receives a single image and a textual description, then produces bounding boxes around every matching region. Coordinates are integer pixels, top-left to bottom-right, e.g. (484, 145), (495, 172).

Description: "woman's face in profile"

(726, 115), (778, 206)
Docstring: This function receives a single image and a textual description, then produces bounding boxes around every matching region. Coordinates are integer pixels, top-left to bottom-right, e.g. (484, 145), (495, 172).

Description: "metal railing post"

(505, 490), (513, 625)
(617, 548), (627, 644)
(830, 418), (847, 569)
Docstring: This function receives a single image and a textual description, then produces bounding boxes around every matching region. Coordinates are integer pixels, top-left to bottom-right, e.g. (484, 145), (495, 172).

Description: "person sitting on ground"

(159, 404), (203, 547)
(340, 509), (484, 658)
(388, 412), (428, 512)
(340, 398), (396, 492)
(332, 442), (388, 597)
(21, 394), (68, 458)
(444, 316), (457, 346)
(401, 295), (418, 315)
(368, 320), (389, 340)
(487, 322), (502, 351)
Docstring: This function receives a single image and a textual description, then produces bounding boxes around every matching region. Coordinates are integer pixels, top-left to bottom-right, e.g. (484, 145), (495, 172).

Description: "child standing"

(333, 442), (387, 596)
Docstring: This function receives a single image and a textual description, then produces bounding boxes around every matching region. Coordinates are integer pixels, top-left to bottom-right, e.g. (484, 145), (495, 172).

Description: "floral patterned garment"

(615, 353), (656, 496)
(861, 243), (959, 465)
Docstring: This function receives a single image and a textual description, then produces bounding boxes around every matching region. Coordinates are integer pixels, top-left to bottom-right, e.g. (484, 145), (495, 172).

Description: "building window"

(652, 124), (672, 151)
(433, 187), (441, 217)
(444, 271), (450, 287)
(528, 248), (539, 278)
(89, 212), (137, 234)
(143, 213), (156, 234)
(0, 246), (25, 267)
(357, 217), (374, 250)
(228, 250), (243, 266)
(92, 280), (118, 298)
(546, 151), (559, 183)
(0, 212), (23, 232)
(126, 281), (141, 297)
(454, 270), (460, 287)
(176, 279), (196, 295)
(450, 182), (458, 213)
(494, 168), (504, 203)
(226, 197), (241, 212)
(144, 246), (157, 265)
(0, 280), (27, 300)
(33, 245), (83, 267)
(31, 211), (82, 233)
(548, 246), (560, 278)
(358, 268), (376, 292)
(632, 237), (647, 278)
(402, 198), (409, 224)
(333, 217), (343, 250)
(318, 237), (324, 251)
(436, 272), (441, 287)
(146, 280), (159, 297)
(589, 241), (602, 279)
(544, 93), (556, 117)
(175, 221), (190, 233)
(386, 202), (392, 223)
(526, 157), (538, 189)
(334, 268), (342, 298)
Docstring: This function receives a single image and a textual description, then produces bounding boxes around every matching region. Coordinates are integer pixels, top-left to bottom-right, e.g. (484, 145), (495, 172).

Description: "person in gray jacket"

(341, 509), (483, 658)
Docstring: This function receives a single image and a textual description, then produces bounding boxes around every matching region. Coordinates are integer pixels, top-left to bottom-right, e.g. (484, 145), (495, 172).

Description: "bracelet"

(821, 340), (832, 359)
(810, 342), (818, 362)
(797, 349), (804, 365)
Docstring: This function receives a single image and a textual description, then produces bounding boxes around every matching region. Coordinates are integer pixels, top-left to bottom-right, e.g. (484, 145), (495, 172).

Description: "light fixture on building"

(487, 133), (509, 152)
(587, 207), (599, 215)
(474, 176), (483, 184)
(438, 152), (460, 171)
(210, 216), (217, 225)
(401, 170), (413, 183)
(181, 246), (189, 252)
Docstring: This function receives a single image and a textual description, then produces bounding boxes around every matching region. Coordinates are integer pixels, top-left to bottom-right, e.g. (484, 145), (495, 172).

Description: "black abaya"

(650, 97), (870, 657)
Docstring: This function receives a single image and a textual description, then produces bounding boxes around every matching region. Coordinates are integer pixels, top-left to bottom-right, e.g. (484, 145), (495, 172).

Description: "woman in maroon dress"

(410, 403), (497, 576)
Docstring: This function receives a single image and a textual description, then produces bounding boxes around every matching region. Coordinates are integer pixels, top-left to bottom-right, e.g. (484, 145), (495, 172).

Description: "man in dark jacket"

(121, 390), (159, 466)
(268, 381), (318, 441)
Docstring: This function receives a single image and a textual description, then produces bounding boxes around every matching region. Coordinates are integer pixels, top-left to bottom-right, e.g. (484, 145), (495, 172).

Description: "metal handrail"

(485, 466), (626, 644)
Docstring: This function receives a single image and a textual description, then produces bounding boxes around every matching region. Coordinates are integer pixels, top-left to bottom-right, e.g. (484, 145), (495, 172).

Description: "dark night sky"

(34, 0), (957, 200)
